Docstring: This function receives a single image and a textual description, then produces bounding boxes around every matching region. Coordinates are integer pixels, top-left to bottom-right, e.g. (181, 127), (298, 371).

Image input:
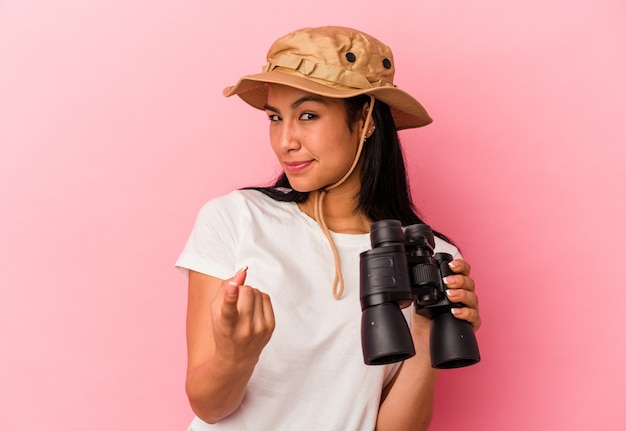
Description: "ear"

(359, 102), (376, 138)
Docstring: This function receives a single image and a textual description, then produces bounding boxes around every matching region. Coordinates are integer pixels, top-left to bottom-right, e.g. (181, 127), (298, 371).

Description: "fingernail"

(226, 281), (238, 297)
(443, 276), (454, 285)
(446, 289), (459, 297)
(236, 266), (248, 274)
(448, 261), (459, 269)
(451, 308), (461, 315)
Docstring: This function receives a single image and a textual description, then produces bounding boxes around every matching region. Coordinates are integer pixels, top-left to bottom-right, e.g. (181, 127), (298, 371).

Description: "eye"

(299, 112), (317, 121)
(267, 113), (281, 122)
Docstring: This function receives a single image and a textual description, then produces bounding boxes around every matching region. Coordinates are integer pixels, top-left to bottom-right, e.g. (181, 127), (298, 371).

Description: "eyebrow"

(263, 94), (327, 112)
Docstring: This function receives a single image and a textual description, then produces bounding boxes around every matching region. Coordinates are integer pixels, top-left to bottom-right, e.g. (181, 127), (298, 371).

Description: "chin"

(283, 176), (316, 193)
(285, 173), (343, 193)
(289, 184), (316, 193)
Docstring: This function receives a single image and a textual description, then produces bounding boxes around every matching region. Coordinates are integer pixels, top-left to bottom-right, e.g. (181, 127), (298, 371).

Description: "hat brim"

(223, 71), (432, 130)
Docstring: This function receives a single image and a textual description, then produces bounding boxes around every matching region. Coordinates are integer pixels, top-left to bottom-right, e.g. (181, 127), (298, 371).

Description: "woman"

(176, 26), (481, 430)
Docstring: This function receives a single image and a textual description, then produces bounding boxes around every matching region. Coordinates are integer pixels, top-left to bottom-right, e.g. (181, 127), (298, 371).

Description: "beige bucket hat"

(223, 26), (432, 130)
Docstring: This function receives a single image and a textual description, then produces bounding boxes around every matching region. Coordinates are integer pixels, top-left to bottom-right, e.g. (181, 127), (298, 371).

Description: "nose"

(273, 120), (301, 153)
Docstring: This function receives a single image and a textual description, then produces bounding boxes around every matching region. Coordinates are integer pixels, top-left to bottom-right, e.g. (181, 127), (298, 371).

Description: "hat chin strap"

(312, 96), (375, 299)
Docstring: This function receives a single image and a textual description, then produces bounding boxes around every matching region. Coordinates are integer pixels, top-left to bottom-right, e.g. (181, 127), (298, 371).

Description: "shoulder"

(196, 189), (294, 223)
(198, 189), (274, 211)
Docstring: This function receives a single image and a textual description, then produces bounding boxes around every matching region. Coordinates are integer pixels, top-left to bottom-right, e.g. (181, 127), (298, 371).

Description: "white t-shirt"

(176, 189), (460, 431)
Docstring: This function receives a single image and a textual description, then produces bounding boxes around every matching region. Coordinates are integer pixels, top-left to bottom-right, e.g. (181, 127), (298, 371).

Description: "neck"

(299, 185), (371, 234)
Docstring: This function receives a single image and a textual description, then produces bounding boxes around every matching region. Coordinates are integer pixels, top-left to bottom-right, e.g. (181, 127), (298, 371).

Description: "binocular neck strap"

(313, 96), (375, 300)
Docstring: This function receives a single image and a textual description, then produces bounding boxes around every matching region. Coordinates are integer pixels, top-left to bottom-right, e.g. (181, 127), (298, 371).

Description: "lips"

(283, 160), (313, 173)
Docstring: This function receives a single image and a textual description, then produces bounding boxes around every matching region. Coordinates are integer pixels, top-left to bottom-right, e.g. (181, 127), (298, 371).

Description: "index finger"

(448, 258), (471, 276)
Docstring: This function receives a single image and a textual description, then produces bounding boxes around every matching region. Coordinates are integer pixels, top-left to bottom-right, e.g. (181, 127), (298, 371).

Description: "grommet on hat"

(223, 26), (432, 130)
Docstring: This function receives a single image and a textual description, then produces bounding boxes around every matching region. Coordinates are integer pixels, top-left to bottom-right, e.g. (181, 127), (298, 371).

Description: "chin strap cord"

(312, 96), (375, 300)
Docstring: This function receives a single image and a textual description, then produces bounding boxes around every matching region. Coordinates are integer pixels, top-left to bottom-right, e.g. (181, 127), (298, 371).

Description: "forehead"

(265, 83), (343, 108)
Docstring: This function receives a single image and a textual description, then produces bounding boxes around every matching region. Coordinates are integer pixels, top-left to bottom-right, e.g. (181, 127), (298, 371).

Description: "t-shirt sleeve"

(175, 192), (244, 280)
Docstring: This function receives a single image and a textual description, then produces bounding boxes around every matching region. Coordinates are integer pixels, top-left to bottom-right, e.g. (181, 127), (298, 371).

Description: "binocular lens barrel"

(430, 311), (480, 368)
(361, 303), (415, 365)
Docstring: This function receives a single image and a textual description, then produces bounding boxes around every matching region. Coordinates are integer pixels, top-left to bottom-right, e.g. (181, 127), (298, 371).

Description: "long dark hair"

(245, 95), (453, 243)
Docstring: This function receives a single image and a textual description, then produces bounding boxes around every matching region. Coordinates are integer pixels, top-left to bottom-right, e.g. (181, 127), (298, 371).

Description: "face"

(264, 84), (365, 193)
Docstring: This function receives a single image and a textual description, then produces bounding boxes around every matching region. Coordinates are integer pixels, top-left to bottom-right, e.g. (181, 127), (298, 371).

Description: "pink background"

(1, 0), (625, 429)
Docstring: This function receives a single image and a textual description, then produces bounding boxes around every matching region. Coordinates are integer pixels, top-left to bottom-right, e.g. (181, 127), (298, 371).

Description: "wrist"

(212, 349), (259, 377)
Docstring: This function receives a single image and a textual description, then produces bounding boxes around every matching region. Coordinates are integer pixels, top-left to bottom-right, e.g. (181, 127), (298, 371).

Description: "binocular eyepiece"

(359, 219), (480, 369)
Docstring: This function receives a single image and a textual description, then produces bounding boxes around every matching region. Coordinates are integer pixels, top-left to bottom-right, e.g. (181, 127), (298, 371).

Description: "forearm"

(376, 317), (440, 431)
(186, 355), (257, 424)
(185, 269), (274, 424)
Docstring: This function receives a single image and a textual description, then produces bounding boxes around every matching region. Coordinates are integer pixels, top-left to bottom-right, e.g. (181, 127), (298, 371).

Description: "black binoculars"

(359, 219), (480, 369)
